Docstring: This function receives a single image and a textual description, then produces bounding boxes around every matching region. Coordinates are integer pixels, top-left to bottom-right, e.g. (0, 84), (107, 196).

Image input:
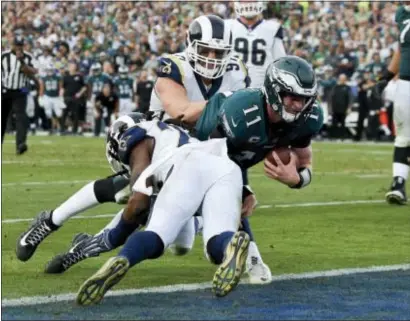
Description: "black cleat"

(45, 231), (112, 274)
(16, 143), (28, 155)
(16, 210), (58, 261)
(386, 177), (407, 205)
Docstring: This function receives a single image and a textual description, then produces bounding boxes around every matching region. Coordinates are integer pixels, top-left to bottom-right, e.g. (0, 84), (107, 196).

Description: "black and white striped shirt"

(1, 50), (35, 90)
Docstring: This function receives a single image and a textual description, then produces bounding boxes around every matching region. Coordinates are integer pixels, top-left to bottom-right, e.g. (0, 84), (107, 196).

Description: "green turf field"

(1, 136), (409, 300)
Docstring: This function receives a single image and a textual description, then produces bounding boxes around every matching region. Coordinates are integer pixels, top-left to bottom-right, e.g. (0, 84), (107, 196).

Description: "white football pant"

(144, 150), (242, 258)
(393, 79), (410, 147)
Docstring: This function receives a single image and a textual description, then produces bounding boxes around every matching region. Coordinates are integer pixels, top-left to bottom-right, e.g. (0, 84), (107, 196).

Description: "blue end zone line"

(2, 263), (409, 308)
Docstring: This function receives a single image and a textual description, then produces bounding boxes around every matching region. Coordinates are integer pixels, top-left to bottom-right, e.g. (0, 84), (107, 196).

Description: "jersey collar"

(193, 72), (223, 100)
(236, 18), (264, 32)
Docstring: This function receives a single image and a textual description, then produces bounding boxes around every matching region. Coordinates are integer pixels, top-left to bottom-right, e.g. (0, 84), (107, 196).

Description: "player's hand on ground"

(241, 193), (258, 217)
(264, 151), (300, 187)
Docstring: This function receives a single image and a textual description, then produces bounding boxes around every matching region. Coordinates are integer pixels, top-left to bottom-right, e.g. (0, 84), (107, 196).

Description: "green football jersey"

(396, 6), (410, 79)
(195, 88), (323, 169)
(87, 73), (112, 95)
(41, 75), (60, 97)
(114, 77), (134, 99)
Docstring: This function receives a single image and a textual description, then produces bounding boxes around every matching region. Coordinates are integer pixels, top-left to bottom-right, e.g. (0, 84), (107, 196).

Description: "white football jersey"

(118, 119), (229, 194)
(226, 18), (286, 88)
(149, 51), (249, 120)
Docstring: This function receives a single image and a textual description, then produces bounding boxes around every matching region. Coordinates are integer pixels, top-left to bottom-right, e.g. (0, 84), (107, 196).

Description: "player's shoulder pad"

(304, 101), (324, 135)
(118, 124), (148, 165)
(226, 56), (251, 88)
(156, 54), (185, 86)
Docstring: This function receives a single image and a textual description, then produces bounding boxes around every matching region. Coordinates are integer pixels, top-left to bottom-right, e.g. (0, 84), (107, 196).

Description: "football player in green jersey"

(379, 3), (410, 205)
(38, 64), (65, 134)
(191, 55), (322, 186)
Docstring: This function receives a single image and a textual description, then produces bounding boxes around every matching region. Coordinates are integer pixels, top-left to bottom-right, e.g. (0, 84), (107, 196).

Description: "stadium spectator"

(330, 74), (353, 140)
(61, 61), (87, 135)
(135, 70), (154, 114)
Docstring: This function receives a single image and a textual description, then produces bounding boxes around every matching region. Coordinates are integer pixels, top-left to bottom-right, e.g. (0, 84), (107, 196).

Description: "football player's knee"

(394, 136), (410, 148)
(168, 244), (191, 256)
(204, 236), (220, 265)
(94, 175), (130, 204)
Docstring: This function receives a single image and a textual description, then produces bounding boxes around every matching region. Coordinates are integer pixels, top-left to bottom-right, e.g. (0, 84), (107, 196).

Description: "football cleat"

(385, 177), (407, 205)
(212, 231), (250, 297)
(76, 256), (130, 306)
(45, 231), (112, 274)
(16, 210), (59, 261)
(244, 257), (272, 284)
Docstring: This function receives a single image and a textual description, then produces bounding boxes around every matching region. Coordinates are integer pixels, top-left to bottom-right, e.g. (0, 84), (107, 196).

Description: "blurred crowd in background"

(1, 1), (403, 140)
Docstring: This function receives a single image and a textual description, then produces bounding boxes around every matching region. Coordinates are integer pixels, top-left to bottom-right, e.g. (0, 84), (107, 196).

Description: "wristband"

(289, 167), (312, 189)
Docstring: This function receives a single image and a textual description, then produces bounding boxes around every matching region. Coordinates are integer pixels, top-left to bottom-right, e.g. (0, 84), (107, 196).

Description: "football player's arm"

(122, 139), (152, 223)
(155, 56), (207, 123)
(155, 77), (207, 123)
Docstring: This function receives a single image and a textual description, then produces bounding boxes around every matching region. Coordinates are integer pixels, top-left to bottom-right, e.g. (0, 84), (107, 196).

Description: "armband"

(289, 167), (312, 189)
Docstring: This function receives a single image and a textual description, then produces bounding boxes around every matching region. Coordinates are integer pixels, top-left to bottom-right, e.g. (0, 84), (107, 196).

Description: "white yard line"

(2, 180), (91, 187)
(2, 170), (391, 187)
(2, 263), (409, 307)
(2, 199), (386, 224)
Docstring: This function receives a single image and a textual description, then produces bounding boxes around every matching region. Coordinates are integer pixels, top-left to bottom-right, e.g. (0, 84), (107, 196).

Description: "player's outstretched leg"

(45, 231), (113, 274)
(45, 208), (146, 274)
(16, 210), (59, 261)
(76, 256), (130, 306)
(76, 230), (164, 305)
(211, 231), (250, 297)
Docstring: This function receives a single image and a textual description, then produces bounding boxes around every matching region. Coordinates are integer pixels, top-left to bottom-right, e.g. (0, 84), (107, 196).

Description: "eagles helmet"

(234, 1), (264, 18)
(105, 112), (146, 175)
(90, 62), (102, 75)
(119, 65), (129, 78)
(185, 15), (233, 79)
(263, 56), (317, 123)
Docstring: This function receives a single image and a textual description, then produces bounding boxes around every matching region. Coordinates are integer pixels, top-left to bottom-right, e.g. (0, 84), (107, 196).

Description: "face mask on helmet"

(234, 1), (264, 18)
(186, 38), (232, 79)
(105, 113), (145, 176)
(263, 58), (317, 123)
(185, 15), (233, 80)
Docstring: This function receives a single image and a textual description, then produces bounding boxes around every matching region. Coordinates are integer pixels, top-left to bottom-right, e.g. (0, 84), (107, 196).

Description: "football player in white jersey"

(149, 14), (250, 121)
(225, 1), (287, 88)
(76, 114), (249, 304)
(16, 15), (271, 285)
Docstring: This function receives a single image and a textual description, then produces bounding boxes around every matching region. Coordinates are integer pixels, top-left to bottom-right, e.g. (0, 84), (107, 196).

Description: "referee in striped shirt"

(1, 35), (38, 154)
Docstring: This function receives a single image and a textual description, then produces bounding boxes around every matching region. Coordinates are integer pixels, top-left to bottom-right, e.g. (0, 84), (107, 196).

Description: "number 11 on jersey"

(243, 105), (261, 127)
